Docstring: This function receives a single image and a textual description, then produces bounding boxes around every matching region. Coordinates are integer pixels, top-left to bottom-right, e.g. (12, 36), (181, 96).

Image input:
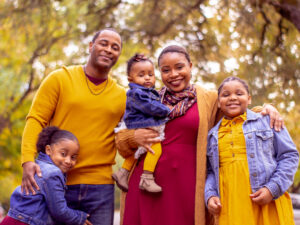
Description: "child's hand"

(250, 187), (273, 205)
(84, 219), (93, 225)
(207, 196), (222, 215)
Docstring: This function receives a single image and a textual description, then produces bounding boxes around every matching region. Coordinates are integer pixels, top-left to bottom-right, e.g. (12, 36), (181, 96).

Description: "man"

(21, 28), (126, 225)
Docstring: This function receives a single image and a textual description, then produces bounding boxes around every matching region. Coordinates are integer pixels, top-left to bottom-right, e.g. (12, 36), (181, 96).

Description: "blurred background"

(0, 0), (299, 222)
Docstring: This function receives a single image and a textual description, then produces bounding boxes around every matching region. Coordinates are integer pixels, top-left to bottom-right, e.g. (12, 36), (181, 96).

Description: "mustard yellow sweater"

(22, 65), (126, 185)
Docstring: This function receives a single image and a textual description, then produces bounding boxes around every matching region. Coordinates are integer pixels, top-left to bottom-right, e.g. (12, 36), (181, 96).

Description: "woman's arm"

(252, 104), (284, 131)
(115, 129), (159, 158)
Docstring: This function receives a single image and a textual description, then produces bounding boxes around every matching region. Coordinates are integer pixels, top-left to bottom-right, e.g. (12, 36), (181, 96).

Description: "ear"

(189, 62), (193, 69)
(89, 41), (93, 53)
(218, 100), (221, 108)
(128, 76), (133, 83)
(248, 95), (252, 105)
(45, 145), (51, 156)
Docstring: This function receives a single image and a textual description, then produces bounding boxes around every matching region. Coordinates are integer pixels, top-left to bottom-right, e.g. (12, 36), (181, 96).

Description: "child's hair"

(36, 126), (79, 153)
(218, 76), (250, 96)
(158, 45), (191, 66)
(127, 53), (153, 76)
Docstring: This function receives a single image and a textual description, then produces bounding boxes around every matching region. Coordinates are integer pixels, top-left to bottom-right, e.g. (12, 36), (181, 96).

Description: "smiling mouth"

(169, 79), (182, 86)
(227, 104), (240, 107)
(99, 55), (112, 62)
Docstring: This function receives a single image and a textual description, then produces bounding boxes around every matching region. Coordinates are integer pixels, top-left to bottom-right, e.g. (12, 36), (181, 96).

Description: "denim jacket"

(123, 83), (170, 129)
(8, 153), (87, 225)
(205, 109), (299, 205)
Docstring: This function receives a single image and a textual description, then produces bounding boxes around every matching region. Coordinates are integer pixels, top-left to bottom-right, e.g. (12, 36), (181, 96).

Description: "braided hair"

(218, 76), (250, 96)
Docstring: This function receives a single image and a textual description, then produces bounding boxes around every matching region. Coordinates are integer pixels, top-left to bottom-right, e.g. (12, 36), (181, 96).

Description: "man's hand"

(250, 187), (273, 205)
(134, 128), (160, 154)
(207, 196), (222, 215)
(21, 161), (42, 195)
(260, 104), (284, 131)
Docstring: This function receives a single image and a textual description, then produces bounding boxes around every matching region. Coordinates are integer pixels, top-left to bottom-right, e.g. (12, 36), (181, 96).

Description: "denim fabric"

(123, 83), (170, 129)
(205, 109), (299, 205)
(64, 184), (114, 225)
(8, 153), (87, 225)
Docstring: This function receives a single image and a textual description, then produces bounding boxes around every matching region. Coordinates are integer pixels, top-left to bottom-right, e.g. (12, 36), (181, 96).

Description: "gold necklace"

(84, 66), (108, 96)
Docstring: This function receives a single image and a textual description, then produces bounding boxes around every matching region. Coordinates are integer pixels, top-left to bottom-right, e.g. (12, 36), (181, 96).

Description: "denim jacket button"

(18, 215), (24, 219)
(252, 173), (257, 177)
(250, 153), (255, 158)
(248, 134), (252, 139)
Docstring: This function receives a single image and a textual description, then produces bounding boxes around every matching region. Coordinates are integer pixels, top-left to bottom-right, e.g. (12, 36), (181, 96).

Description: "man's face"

(89, 30), (122, 70)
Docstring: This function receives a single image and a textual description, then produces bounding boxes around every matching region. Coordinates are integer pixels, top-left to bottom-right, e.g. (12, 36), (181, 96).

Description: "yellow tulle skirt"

(218, 152), (295, 225)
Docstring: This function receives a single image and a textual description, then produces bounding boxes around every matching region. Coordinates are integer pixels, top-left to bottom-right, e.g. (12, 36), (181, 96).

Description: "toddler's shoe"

(112, 168), (129, 192)
(139, 173), (162, 193)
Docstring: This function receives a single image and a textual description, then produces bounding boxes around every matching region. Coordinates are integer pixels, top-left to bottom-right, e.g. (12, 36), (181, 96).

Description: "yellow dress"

(218, 113), (294, 225)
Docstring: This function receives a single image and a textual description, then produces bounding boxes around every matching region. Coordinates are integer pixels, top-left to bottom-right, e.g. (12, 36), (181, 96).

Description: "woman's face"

(159, 52), (192, 92)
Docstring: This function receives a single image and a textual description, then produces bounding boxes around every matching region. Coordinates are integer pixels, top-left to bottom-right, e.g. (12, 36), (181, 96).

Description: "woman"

(115, 45), (283, 225)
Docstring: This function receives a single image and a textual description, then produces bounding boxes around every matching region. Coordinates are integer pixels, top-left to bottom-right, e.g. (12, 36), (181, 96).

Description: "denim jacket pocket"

(255, 130), (274, 154)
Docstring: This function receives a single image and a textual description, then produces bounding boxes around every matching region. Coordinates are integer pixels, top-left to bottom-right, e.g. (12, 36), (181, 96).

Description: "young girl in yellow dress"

(205, 76), (299, 225)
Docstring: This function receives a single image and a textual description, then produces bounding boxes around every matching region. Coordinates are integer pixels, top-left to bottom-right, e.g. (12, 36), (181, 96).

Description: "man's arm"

(21, 71), (60, 194)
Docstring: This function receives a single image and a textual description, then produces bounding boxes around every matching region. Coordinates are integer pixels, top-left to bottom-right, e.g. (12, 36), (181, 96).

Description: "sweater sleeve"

(115, 129), (138, 158)
(21, 72), (60, 164)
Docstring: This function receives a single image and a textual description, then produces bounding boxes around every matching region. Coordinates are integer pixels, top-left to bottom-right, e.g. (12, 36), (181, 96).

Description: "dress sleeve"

(21, 73), (60, 164)
(42, 174), (87, 225)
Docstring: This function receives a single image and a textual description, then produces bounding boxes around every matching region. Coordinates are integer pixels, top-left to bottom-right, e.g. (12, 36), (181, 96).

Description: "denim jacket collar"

(208, 109), (261, 138)
(37, 152), (67, 178)
(37, 152), (53, 164)
(129, 82), (155, 91)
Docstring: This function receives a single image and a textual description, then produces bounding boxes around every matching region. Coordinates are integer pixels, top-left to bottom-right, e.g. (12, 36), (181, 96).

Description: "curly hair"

(36, 126), (78, 153)
(126, 53), (153, 76)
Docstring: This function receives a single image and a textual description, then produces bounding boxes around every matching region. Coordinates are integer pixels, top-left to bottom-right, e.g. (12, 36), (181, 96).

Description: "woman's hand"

(21, 161), (42, 195)
(134, 128), (160, 154)
(207, 196), (222, 215)
(260, 104), (284, 131)
(250, 187), (273, 205)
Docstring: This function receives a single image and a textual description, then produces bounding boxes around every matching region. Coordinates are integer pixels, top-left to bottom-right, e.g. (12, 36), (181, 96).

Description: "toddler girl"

(1, 126), (92, 225)
(205, 76), (299, 225)
(112, 53), (170, 193)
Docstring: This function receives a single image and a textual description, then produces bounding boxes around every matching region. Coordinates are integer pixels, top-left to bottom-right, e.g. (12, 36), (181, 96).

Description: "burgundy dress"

(123, 103), (199, 225)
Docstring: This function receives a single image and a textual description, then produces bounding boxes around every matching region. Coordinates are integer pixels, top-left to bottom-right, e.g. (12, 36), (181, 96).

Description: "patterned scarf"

(160, 85), (197, 120)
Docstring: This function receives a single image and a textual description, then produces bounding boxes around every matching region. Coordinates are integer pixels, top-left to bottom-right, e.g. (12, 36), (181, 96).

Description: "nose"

(65, 157), (71, 165)
(229, 94), (237, 100)
(169, 69), (179, 78)
(104, 45), (112, 54)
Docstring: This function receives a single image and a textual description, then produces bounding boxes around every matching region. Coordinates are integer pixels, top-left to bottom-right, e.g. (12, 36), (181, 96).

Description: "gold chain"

(84, 66), (108, 96)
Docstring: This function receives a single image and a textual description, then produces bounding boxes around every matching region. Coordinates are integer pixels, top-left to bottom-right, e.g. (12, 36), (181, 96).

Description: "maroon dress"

(123, 103), (199, 225)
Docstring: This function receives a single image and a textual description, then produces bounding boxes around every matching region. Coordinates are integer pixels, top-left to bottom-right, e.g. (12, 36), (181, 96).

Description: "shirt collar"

(221, 112), (247, 127)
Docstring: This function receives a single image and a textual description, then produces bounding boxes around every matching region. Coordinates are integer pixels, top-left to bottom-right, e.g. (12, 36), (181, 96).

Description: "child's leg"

(122, 154), (135, 171)
(112, 155), (135, 192)
(143, 142), (162, 172)
(139, 142), (162, 192)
